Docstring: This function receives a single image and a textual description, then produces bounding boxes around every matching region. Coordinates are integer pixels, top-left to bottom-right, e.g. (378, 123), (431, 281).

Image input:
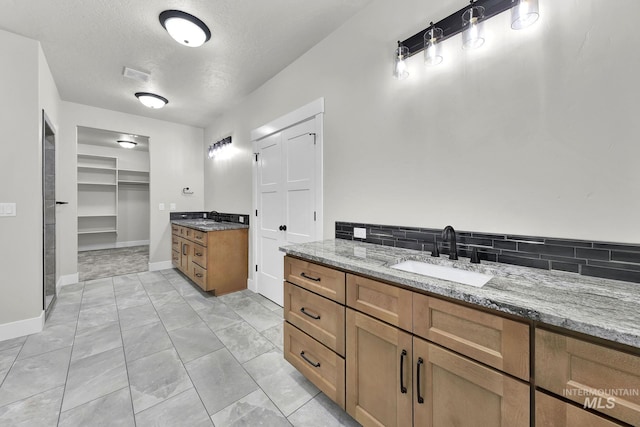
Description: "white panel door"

(283, 119), (316, 245)
(257, 132), (285, 305)
(256, 118), (319, 306)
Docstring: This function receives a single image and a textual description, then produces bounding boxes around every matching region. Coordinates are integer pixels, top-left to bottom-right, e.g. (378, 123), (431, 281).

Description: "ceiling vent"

(123, 67), (150, 83)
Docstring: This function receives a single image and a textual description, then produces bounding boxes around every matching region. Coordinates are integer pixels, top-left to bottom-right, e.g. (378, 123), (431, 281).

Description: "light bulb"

(511, 0), (539, 30)
(424, 25), (443, 66)
(462, 5), (485, 50)
(393, 42), (410, 80)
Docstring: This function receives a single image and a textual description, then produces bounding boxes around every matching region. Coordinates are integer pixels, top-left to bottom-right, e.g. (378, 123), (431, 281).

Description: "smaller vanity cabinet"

(283, 256), (347, 408)
(535, 328), (640, 426)
(171, 224), (247, 295)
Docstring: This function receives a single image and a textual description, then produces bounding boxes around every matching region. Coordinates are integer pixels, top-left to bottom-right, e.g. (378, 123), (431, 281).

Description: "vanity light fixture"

(117, 140), (137, 149)
(159, 10), (211, 47)
(208, 136), (232, 159)
(462, 1), (485, 50)
(392, 0), (540, 79)
(135, 92), (168, 109)
(393, 41), (410, 80)
(424, 22), (444, 66)
(511, 0), (539, 30)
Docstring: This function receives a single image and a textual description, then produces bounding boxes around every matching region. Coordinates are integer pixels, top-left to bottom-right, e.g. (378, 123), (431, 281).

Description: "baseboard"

(247, 278), (257, 292)
(0, 311), (44, 342)
(116, 240), (150, 248)
(56, 273), (79, 292)
(149, 261), (173, 272)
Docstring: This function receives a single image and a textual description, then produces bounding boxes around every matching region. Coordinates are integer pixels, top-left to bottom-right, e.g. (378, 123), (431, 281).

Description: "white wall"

(0, 29), (61, 330)
(58, 102), (204, 276)
(204, 0), (640, 246)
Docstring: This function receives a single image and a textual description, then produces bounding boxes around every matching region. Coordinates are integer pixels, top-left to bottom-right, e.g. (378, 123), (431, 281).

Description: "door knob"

(279, 225), (287, 231)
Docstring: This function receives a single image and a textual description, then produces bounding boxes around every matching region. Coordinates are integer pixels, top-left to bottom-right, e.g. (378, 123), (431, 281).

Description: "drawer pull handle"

(196, 235), (202, 239)
(195, 273), (203, 278)
(300, 351), (321, 368)
(417, 357), (424, 404)
(400, 349), (407, 394)
(300, 307), (321, 320)
(182, 244), (187, 256)
(195, 252), (203, 256)
(301, 272), (321, 282)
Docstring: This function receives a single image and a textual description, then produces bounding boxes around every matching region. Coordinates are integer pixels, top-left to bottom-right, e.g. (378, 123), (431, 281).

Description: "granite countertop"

(280, 239), (640, 349)
(171, 219), (249, 232)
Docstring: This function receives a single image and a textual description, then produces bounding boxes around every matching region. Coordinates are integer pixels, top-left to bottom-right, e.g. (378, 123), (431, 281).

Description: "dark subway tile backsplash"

(335, 221), (640, 285)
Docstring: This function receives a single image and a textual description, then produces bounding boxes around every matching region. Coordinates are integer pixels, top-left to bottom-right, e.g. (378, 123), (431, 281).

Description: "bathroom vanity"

(281, 239), (640, 427)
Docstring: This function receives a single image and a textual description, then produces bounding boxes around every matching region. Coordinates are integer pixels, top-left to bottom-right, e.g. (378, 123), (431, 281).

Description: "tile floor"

(77, 246), (149, 281)
(0, 269), (360, 426)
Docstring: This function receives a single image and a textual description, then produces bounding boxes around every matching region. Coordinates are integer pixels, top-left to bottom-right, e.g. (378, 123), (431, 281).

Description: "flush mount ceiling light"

(117, 140), (137, 149)
(135, 92), (168, 109)
(159, 10), (211, 47)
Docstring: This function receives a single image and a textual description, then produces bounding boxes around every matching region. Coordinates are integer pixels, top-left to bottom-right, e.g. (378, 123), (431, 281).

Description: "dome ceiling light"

(159, 10), (211, 47)
(117, 140), (137, 149)
(135, 92), (169, 109)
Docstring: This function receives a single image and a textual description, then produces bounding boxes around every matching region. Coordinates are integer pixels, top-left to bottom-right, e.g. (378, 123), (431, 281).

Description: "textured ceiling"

(1, 0), (371, 127)
(78, 126), (150, 152)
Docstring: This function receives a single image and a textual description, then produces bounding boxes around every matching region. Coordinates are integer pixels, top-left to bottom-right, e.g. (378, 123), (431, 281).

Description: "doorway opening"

(43, 111), (57, 317)
(76, 126), (150, 280)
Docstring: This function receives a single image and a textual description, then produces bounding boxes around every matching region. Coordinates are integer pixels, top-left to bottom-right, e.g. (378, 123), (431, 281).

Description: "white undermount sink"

(390, 260), (493, 288)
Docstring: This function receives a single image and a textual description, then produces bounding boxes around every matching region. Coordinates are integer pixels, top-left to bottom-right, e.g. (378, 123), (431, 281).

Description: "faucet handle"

(470, 247), (480, 264)
(431, 235), (440, 257)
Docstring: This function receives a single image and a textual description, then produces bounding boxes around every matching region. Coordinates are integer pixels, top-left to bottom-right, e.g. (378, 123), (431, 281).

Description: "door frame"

(42, 110), (57, 316)
(250, 98), (324, 293)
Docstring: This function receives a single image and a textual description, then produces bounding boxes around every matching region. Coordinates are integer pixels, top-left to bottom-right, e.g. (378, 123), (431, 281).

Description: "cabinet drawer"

(284, 322), (345, 409)
(190, 243), (207, 269)
(535, 391), (622, 427)
(536, 329), (640, 426)
(346, 274), (412, 331)
(413, 293), (529, 381)
(284, 282), (346, 357)
(191, 229), (208, 246)
(171, 251), (180, 267)
(285, 257), (346, 304)
(171, 236), (181, 252)
(171, 224), (181, 235)
(190, 262), (207, 290)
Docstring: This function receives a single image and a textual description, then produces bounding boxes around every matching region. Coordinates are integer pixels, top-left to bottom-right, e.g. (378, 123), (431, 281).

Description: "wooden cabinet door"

(346, 309), (412, 427)
(536, 329), (640, 426)
(413, 336), (529, 427)
(536, 391), (623, 427)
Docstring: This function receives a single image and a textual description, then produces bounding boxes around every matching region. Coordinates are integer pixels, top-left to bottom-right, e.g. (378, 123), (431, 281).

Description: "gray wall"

(204, 0), (640, 251)
(0, 29), (61, 326)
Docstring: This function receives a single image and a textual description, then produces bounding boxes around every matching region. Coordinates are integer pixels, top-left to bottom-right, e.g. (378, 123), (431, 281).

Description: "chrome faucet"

(442, 225), (458, 260)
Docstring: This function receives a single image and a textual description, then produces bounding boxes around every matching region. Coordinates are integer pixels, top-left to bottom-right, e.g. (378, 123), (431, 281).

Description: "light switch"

(170, 203), (176, 211)
(239, 217), (244, 223)
(354, 227), (367, 239)
(159, 203), (165, 211)
(0, 203), (16, 217)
